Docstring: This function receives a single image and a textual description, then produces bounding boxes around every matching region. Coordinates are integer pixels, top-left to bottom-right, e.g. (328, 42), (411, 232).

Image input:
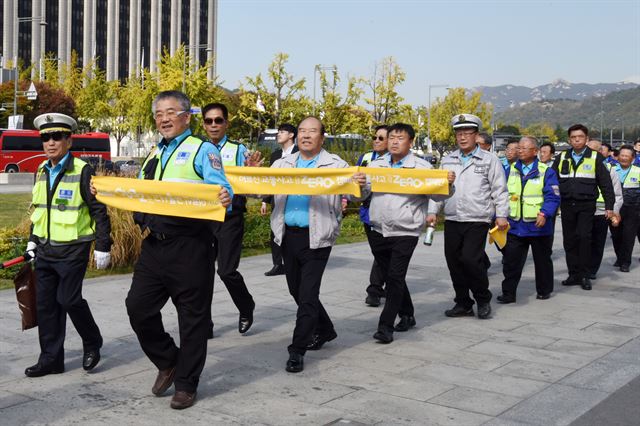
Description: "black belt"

(285, 225), (309, 232)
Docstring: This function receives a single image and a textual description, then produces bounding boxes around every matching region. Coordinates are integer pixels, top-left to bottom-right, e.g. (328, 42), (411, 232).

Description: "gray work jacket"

(428, 147), (509, 223)
(270, 149), (349, 249)
(361, 153), (452, 237)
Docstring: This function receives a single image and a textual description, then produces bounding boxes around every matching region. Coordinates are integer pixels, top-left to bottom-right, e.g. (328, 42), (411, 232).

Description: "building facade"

(1, 0), (217, 81)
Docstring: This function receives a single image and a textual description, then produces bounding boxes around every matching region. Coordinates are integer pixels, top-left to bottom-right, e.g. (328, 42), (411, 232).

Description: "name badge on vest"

(58, 189), (73, 200)
(174, 151), (191, 165)
(474, 165), (488, 174)
(582, 164), (593, 171)
(222, 152), (235, 163)
(529, 178), (541, 184)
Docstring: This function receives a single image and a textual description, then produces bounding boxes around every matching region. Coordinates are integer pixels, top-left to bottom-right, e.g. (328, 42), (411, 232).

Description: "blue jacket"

(506, 159), (560, 237)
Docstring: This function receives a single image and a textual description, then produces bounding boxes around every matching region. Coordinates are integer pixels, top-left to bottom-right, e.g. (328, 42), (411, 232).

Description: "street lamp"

(182, 44), (212, 92)
(427, 84), (449, 144)
(313, 64), (337, 114)
(13, 16), (47, 117)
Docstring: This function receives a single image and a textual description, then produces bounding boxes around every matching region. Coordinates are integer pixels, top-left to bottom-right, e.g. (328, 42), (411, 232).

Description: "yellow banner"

(92, 176), (226, 222)
(225, 166), (361, 196)
(365, 168), (450, 195)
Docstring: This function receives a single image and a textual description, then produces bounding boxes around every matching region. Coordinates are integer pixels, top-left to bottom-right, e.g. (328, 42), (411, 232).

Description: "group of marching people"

(21, 90), (639, 410)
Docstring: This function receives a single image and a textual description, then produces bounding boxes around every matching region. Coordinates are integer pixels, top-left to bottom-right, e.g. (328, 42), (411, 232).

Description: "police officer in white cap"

(427, 114), (509, 319)
(25, 113), (112, 377)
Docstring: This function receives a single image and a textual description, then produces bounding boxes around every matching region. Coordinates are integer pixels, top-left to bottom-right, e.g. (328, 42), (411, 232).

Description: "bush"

(0, 220), (30, 279)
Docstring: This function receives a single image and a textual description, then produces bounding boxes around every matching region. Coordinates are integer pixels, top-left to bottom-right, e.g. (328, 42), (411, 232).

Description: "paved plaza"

(0, 226), (639, 425)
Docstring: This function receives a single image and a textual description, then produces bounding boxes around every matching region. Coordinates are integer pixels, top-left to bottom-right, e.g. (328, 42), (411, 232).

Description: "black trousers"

(211, 211), (255, 317)
(269, 230), (283, 267)
(589, 215), (609, 275)
(35, 253), (102, 367)
(281, 227), (333, 356)
(444, 221), (492, 307)
(364, 224), (386, 297)
(611, 205), (640, 267)
(560, 201), (596, 280)
(368, 230), (418, 332)
(501, 233), (554, 298)
(126, 234), (214, 393)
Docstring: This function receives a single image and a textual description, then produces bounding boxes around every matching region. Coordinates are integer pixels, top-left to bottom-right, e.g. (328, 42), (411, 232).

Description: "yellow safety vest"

(596, 162), (612, 210)
(621, 165), (640, 189)
(360, 151), (375, 166)
(558, 150), (597, 179)
(141, 135), (207, 183)
(31, 157), (95, 245)
(219, 141), (241, 167)
(508, 162), (548, 222)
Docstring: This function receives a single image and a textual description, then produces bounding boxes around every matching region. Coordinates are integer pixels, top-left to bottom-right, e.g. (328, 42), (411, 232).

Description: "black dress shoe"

(170, 391), (197, 409)
(496, 295), (516, 304)
(536, 293), (551, 300)
(620, 265), (630, 272)
(264, 265), (285, 276)
(373, 329), (394, 344)
(588, 273), (597, 280)
(25, 362), (64, 378)
(580, 278), (592, 291)
(365, 294), (381, 307)
(444, 304), (475, 318)
(239, 314), (253, 334)
(285, 353), (304, 373)
(561, 276), (580, 286)
(477, 303), (492, 319)
(394, 315), (416, 332)
(83, 349), (101, 371)
(306, 330), (338, 350)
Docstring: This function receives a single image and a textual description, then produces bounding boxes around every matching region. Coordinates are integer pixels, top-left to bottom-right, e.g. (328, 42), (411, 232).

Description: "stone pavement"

(0, 226), (639, 425)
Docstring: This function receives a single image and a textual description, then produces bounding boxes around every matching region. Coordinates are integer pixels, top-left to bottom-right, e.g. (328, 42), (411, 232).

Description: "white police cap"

(33, 113), (78, 134)
(451, 113), (482, 130)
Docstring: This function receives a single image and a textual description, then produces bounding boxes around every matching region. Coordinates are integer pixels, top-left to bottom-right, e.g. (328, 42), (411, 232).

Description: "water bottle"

(423, 224), (435, 246)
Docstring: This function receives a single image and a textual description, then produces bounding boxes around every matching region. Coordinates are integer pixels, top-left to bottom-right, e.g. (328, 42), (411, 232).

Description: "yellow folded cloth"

(488, 223), (511, 249)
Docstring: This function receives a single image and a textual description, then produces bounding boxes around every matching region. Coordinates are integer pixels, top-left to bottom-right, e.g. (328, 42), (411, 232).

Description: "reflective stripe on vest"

(507, 163), (547, 222)
(596, 162), (612, 210)
(30, 157), (96, 245)
(219, 141), (240, 167)
(141, 135), (205, 184)
(621, 165), (640, 189)
(558, 150), (596, 179)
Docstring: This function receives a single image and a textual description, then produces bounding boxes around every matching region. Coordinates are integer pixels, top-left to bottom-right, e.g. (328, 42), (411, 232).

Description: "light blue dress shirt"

(571, 148), (586, 164)
(614, 164), (631, 184)
(461, 145), (479, 166)
(284, 154), (319, 227)
(45, 152), (72, 189)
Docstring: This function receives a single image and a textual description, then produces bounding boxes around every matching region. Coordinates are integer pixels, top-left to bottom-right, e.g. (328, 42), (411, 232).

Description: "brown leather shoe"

(151, 366), (176, 396)
(170, 390), (197, 409)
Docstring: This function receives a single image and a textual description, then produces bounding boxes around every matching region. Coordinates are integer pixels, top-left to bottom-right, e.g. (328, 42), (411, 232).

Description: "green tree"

(523, 123), (558, 142)
(76, 64), (114, 130)
(429, 88), (493, 155)
(316, 67), (369, 135)
(364, 57), (406, 124)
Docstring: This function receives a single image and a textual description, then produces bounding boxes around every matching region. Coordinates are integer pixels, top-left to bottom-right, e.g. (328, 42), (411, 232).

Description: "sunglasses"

(372, 136), (385, 141)
(203, 117), (226, 125)
(40, 132), (70, 142)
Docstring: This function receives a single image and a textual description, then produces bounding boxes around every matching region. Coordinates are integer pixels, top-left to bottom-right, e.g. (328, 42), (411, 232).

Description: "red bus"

(0, 130), (111, 173)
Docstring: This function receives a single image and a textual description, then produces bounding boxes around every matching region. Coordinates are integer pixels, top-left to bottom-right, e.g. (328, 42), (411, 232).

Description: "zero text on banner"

(365, 168), (450, 195)
(225, 166), (361, 196)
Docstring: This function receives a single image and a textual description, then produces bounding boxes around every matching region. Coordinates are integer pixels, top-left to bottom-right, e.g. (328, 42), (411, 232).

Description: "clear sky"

(217, 0), (640, 106)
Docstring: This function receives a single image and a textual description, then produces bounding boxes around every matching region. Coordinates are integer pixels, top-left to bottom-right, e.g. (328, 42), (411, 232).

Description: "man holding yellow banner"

(361, 123), (455, 344)
(124, 91), (232, 410)
(270, 116), (367, 373)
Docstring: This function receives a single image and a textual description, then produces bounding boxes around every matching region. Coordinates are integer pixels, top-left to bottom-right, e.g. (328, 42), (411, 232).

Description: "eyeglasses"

(203, 117), (226, 125)
(154, 110), (187, 121)
(40, 132), (70, 142)
(372, 136), (385, 141)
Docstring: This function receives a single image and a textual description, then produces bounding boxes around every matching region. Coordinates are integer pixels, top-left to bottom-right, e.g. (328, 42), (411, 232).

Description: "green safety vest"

(31, 157), (95, 245)
(141, 135), (206, 183)
(219, 140), (241, 167)
(596, 162), (612, 210)
(621, 165), (640, 189)
(558, 150), (597, 179)
(507, 162), (548, 222)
